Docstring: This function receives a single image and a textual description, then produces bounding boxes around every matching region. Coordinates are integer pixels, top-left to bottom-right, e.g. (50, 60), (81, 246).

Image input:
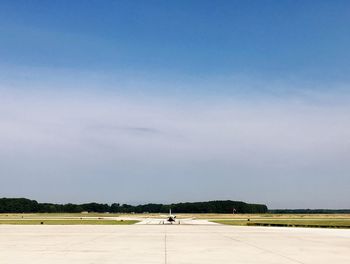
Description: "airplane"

(161, 209), (194, 224)
(160, 209), (177, 224)
(166, 209), (176, 224)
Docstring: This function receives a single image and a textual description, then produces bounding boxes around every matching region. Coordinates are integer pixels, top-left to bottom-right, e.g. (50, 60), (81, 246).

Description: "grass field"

(0, 213), (123, 218)
(0, 213), (139, 225)
(212, 217), (350, 228)
(0, 219), (138, 225)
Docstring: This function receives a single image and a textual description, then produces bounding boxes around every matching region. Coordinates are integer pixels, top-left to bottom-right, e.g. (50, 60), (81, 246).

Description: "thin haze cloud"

(0, 77), (349, 208)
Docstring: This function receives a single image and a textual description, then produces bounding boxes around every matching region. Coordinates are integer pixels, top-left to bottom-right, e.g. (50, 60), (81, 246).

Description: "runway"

(0, 225), (349, 264)
(135, 218), (219, 225)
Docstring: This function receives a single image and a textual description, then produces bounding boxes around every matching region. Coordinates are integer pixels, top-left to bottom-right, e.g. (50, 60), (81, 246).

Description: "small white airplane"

(160, 209), (178, 224)
(166, 209), (176, 224)
(160, 209), (194, 224)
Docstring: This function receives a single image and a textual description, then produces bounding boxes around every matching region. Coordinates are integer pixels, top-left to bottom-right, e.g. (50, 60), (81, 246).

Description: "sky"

(0, 0), (350, 209)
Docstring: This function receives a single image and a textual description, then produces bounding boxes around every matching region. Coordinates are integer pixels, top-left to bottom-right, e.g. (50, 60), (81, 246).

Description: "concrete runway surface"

(0, 225), (349, 264)
(135, 218), (219, 225)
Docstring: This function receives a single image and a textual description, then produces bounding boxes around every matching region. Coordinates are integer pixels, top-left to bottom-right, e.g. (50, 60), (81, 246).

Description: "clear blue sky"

(1, 0), (350, 81)
(0, 1), (349, 208)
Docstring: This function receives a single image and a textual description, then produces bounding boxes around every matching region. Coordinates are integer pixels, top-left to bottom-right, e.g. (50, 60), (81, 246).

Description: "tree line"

(0, 198), (268, 214)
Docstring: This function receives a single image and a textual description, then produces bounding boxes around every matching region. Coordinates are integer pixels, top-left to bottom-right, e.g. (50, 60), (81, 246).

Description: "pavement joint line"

(221, 233), (306, 264)
(164, 227), (168, 264)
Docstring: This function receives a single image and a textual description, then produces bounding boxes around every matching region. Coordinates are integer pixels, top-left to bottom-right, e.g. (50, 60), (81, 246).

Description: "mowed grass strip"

(212, 219), (350, 228)
(0, 213), (123, 218)
(0, 219), (138, 225)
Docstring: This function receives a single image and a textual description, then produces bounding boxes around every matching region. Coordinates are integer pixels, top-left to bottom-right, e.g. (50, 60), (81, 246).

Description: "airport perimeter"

(1, 224), (350, 264)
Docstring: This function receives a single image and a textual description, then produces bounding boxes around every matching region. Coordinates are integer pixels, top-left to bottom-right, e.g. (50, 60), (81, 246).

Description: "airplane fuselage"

(167, 216), (176, 223)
